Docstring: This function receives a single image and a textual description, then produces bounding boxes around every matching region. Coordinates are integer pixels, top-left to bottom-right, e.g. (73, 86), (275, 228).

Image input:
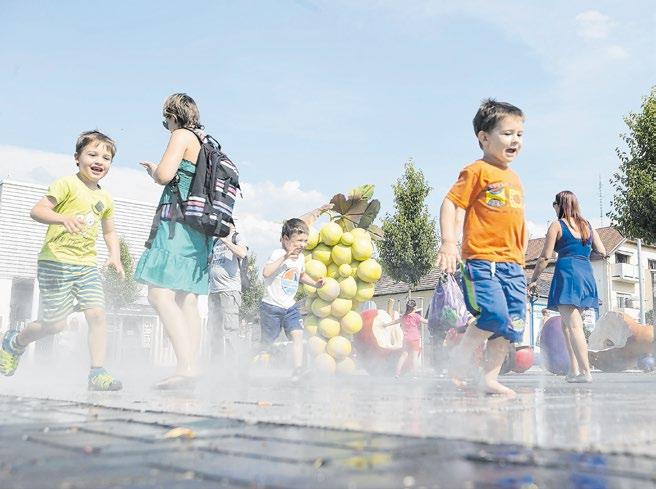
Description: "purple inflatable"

(538, 316), (571, 375)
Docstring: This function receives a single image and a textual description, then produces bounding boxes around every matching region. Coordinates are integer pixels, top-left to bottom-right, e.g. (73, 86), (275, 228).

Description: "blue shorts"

(460, 260), (526, 343)
(259, 302), (302, 348)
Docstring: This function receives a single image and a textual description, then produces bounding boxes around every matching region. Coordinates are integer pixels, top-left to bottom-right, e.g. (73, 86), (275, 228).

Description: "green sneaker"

(0, 331), (24, 376)
(88, 368), (123, 391)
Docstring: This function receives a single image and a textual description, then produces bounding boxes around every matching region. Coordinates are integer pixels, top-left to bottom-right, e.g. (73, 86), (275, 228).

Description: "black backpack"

(146, 129), (241, 248)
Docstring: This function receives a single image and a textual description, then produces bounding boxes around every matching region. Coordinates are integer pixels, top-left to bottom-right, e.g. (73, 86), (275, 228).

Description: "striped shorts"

(37, 260), (105, 324)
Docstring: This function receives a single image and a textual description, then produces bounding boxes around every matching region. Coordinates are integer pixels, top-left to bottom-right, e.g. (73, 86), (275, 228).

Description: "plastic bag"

(428, 273), (473, 334)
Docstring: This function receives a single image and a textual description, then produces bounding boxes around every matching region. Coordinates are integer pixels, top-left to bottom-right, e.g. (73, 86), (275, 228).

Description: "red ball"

(513, 346), (534, 373)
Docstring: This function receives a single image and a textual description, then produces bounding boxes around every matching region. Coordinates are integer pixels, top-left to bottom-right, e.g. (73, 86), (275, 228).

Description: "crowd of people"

(0, 94), (605, 396)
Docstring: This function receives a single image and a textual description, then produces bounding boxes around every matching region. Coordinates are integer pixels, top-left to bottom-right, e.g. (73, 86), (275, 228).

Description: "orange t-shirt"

(447, 160), (526, 265)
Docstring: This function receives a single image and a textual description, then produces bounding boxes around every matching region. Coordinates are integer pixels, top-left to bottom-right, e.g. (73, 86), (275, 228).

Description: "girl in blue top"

(529, 191), (606, 383)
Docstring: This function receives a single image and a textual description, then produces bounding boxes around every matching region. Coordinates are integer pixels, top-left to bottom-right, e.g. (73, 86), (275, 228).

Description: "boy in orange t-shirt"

(437, 99), (527, 396)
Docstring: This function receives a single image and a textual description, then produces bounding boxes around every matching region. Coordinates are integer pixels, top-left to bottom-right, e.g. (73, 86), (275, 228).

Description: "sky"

(0, 1), (654, 263)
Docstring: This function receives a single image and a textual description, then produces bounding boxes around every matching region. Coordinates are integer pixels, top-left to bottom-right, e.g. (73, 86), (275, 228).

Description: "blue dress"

(547, 220), (599, 311)
(134, 160), (212, 295)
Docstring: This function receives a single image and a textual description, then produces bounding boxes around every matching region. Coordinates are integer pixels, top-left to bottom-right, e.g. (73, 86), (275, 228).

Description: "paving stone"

(194, 435), (360, 463)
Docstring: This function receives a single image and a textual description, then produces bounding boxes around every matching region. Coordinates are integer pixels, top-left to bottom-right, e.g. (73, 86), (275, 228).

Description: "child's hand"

(437, 241), (460, 274)
(139, 161), (158, 179)
(60, 215), (85, 234)
(314, 278), (325, 288)
(527, 281), (538, 296)
(104, 257), (126, 279)
(286, 247), (302, 260)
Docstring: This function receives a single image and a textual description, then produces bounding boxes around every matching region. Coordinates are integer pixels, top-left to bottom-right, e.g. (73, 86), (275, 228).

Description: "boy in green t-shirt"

(0, 131), (125, 391)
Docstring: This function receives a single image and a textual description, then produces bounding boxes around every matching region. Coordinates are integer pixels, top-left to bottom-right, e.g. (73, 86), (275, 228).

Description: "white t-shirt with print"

(262, 248), (305, 310)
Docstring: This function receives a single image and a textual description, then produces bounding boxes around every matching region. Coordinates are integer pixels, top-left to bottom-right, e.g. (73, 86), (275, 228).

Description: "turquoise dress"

(135, 160), (212, 295)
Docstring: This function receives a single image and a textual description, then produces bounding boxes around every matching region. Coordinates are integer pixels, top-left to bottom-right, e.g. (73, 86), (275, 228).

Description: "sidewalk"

(1, 370), (655, 487)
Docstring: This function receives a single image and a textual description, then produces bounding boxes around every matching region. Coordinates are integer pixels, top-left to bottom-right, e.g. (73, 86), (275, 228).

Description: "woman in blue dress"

(136, 93), (212, 389)
(529, 191), (606, 383)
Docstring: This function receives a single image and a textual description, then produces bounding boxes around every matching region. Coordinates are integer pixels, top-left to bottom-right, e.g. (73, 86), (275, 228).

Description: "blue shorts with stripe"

(37, 260), (105, 324)
(460, 259), (526, 343)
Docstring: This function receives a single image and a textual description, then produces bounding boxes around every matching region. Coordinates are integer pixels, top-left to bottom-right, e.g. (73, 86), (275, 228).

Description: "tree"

(609, 87), (656, 243)
(240, 253), (264, 322)
(379, 159), (439, 292)
(101, 237), (139, 311)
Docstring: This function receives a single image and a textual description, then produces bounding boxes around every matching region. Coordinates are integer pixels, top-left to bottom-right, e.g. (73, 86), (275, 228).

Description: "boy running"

(0, 130), (124, 391)
(437, 99), (527, 396)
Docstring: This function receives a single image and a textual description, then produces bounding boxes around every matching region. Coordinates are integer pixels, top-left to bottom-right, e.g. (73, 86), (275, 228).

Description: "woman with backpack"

(528, 190), (606, 383)
(136, 93), (213, 389)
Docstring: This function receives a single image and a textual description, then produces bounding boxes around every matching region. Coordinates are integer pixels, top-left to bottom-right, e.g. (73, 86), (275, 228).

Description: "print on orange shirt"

(483, 182), (524, 210)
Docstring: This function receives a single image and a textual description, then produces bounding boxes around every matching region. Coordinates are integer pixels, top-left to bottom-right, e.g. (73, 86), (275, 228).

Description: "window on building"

(617, 294), (635, 309)
(615, 253), (631, 264)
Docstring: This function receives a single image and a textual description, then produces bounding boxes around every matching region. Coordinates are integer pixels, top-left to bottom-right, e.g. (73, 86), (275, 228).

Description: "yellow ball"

(354, 280), (375, 302)
(308, 335), (327, 355)
(350, 228), (371, 242)
(331, 244), (352, 266)
(319, 317), (340, 338)
(314, 353), (336, 374)
(331, 298), (352, 318)
(320, 222), (343, 246)
(311, 298), (332, 318)
(340, 310), (363, 335)
(312, 243), (332, 265)
(305, 259), (327, 280)
(352, 238), (373, 261)
(357, 259), (382, 283)
(326, 336), (352, 360)
(326, 263), (339, 279)
(317, 277), (340, 302)
(336, 357), (356, 375)
(304, 315), (319, 335)
(338, 276), (357, 299)
(306, 226), (320, 250)
(338, 264), (352, 278)
(340, 232), (354, 246)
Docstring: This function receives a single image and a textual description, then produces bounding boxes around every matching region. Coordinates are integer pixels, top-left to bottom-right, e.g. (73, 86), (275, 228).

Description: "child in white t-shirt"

(259, 218), (323, 381)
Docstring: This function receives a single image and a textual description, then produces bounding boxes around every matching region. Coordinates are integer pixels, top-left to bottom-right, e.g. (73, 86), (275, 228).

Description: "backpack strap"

(144, 205), (162, 249)
(168, 178), (180, 239)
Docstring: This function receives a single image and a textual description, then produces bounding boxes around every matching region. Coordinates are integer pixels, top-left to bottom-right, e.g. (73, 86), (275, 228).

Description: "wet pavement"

(1, 369), (656, 488)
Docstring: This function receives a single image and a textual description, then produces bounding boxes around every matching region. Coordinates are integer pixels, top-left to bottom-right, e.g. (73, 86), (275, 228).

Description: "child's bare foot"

(447, 365), (468, 389)
(480, 379), (516, 397)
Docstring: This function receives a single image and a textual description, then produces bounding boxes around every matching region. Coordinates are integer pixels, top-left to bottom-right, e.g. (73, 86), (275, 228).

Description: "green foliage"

(379, 159), (439, 288)
(102, 238), (139, 311)
(610, 87), (656, 243)
(241, 253), (264, 322)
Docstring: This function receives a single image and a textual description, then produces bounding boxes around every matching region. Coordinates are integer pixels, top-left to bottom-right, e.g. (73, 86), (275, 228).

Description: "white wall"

(0, 278), (11, 331)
